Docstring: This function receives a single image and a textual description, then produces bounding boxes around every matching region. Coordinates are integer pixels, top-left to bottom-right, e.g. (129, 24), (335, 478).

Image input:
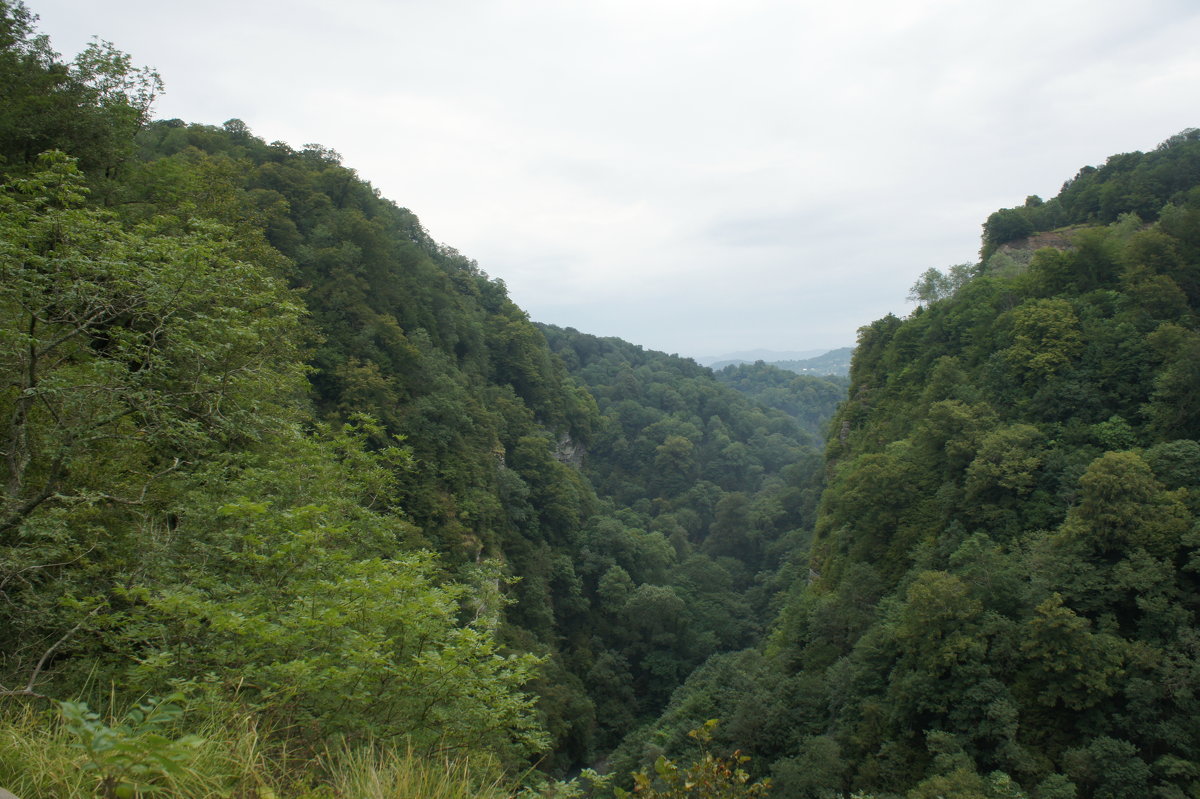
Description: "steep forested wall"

(713, 362), (849, 438)
(0, 4), (845, 785)
(537, 326), (831, 753)
(0, 9), (552, 766)
(9, 4), (1199, 795)
(627, 132), (1200, 799)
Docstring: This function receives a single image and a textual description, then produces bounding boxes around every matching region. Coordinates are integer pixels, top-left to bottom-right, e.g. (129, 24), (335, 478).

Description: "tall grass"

(326, 744), (510, 799)
(0, 700), (514, 799)
(0, 704), (90, 798)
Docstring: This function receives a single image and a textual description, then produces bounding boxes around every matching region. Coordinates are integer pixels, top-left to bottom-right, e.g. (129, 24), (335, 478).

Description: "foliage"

(0, 8), (550, 777)
(122, 427), (548, 760)
(518, 767), (612, 798)
(623, 130), (1200, 799)
(981, 128), (1200, 258)
(59, 693), (204, 798)
(538, 325), (831, 752)
(748, 134), (1200, 799)
(10, 6), (1200, 798)
(0, 700), (514, 799)
(908, 264), (978, 306)
(712, 361), (848, 438)
(0, 6), (844, 782)
(0, 0), (161, 177)
(615, 722), (770, 799)
(0, 150), (304, 540)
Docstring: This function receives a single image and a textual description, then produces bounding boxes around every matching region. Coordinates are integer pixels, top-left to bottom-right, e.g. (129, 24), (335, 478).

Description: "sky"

(26, 0), (1200, 360)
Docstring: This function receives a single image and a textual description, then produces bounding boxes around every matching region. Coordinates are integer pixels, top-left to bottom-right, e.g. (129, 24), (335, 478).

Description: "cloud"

(28, 0), (1200, 358)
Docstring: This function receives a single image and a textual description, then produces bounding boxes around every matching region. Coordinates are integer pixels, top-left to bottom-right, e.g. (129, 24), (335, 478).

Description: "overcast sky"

(27, 0), (1200, 360)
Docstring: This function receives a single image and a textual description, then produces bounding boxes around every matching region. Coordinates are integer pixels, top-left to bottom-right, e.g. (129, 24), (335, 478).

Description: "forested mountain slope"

(0, 4), (843, 792)
(6, 3), (1200, 797)
(982, 127), (1200, 256)
(0, 2), (557, 774)
(621, 131), (1200, 799)
(713, 361), (849, 437)
(534, 326), (831, 751)
(765, 347), (855, 378)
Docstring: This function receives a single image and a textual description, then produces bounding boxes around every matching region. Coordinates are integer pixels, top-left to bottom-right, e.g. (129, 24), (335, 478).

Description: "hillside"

(770, 346), (855, 377)
(617, 130), (1200, 799)
(707, 347), (854, 377)
(0, 6), (842, 794)
(713, 361), (849, 438)
(698, 348), (830, 367)
(3, 3), (1200, 797)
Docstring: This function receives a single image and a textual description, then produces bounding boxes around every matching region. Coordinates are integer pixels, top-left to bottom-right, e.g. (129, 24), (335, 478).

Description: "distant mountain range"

(694, 348), (830, 367)
(703, 346), (854, 376)
(766, 346), (855, 376)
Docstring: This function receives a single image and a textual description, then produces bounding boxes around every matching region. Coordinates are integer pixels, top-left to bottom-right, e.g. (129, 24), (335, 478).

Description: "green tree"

(1015, 594), (1125, 711)
(654, 435), (698, 497)
(617, 721), (771, 799)
(964, 424), (1046, 503)
(908, 264), (977, 306)
(1066, 450), (1189, 558)
(132, 481), (546, 759)
(0, 2), (160, 176)
(1002, 299), (1082, 382)
(0, 154), (306, 698)
(983, 208), (1034, 252)
(0, 152), (303, 542)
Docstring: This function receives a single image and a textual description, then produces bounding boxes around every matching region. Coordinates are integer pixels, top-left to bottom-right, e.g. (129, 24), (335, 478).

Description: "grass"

(0, 699), (514, 799)
(325, 745), (510, 799)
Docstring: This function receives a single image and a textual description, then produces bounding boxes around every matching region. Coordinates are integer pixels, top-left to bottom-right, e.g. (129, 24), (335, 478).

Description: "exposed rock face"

(999, 228), (1080, 254)
(554, 432), (586, 468)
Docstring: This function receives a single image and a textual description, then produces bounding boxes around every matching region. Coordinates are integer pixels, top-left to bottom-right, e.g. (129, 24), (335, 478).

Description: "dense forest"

(712, 363), (849, 438)
(632, 131), (1200, 798)
(0, 3), (835, 795)
(2, 2), (1200, 797)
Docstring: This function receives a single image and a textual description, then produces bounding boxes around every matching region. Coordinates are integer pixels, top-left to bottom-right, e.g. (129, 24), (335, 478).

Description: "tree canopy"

(4, 4), (1200, 797)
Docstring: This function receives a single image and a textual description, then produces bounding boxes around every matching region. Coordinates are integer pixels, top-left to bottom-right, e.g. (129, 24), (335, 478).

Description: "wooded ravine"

(2, 4), (1199, 797)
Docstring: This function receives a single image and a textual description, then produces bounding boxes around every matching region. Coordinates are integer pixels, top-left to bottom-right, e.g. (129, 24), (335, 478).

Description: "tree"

(654, 435), (697, 497)
(964, 424), (1046, 501)
(1002, 299), (1082, 382)
(908, 264), (977, 306)
(617, 721), (771, 798)
(128, 460), (547, 759)
(983, 208), (1034, 251)
(1067, 450), (1189, 557)
(0, 2), (161, 175)
(1145, 326), (1200, 440)
(0, 152), (304, 542)
(0, 152), (305, 696)
(1015, 594), (1124, 711)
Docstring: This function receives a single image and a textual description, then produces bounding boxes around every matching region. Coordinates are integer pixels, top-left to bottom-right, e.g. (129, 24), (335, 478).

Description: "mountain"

(0, 6), (845, 790)
(4, 4), (1200, 797)
(620, 128), (1200, 798)
(766, 346), (855, 377)
(696, 347), (832, 367)
(712, 361), (849, 438)
(705, 348), (855, 376)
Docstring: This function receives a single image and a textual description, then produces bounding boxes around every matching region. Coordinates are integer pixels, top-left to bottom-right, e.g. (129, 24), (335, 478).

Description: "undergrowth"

(0, 697), (511, 799)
